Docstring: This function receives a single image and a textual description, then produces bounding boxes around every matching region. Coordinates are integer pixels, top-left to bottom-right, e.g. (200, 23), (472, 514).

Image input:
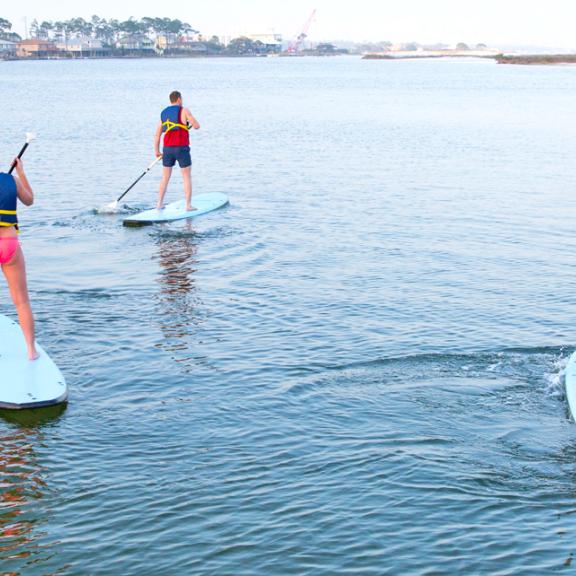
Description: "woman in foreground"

(0, 158), (38, 360)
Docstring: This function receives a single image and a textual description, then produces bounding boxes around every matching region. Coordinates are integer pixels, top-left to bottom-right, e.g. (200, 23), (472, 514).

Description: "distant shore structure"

(17, 39), (58, 58)
(285, 9), (317, 55)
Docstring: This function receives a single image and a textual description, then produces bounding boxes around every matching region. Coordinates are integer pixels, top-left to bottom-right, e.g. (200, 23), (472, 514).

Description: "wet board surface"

(566, 351), (576, 421)
(0, 314), (68, 409)
(123, 193), (229, 226)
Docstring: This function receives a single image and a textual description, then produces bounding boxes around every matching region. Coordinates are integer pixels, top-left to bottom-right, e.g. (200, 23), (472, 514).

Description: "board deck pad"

(566, 351), (576, 421)
(123, 192), (229, 226)
(0, 314), (68, 409)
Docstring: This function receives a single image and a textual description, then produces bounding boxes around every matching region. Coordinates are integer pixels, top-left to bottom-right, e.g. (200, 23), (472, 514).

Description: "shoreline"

(363, 52), (576, 66)
(363, 49), (499, 61)
(6, 52), (576, 65)
(1, 53), (272, 62)
(495, 54), (576, 65)
(0, 52), (351, 62)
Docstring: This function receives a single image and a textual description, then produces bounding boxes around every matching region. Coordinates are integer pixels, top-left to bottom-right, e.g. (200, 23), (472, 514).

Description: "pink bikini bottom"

(0, 237), (19, 265)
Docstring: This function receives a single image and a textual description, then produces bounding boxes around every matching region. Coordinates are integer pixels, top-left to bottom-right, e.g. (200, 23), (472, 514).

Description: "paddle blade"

(95, 200), (120, 215)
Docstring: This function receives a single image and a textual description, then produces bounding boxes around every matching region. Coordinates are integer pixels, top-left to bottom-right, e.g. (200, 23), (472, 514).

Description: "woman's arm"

(14, 158), (34, 206)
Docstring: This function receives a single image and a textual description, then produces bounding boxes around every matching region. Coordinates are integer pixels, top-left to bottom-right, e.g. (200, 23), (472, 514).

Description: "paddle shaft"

(8, 142), (30, 174)
(115, 157), (162, 203)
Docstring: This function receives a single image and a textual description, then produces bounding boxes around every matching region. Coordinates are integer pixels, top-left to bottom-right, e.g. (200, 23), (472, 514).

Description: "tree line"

(0, 17), (21, 41)
(0, 16), (199, 44)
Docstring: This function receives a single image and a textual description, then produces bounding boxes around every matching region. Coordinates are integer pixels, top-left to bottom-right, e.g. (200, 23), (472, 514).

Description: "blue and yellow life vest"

(161, 105), (190, 147)
(161, 105), (190, 134)
(0, 173), (18, 231)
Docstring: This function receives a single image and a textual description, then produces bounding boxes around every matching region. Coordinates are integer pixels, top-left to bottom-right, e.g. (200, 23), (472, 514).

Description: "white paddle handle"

(9, 133), (36, 174)
(147, 156), (162, 170)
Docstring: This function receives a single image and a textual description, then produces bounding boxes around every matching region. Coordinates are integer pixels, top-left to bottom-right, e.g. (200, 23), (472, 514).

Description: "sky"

(2, 0), (576, 49)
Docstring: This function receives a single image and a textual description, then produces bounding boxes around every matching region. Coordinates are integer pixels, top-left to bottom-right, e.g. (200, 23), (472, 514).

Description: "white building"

(247, 33), (283, 52)
(116, 34), (155, 52)
(56, 37), (109, 57)
(0, 39), (17, 55)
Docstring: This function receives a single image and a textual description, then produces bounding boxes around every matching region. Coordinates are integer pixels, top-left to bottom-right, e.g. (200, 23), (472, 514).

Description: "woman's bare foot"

(186, 205), (197, 212)
(28, 349), (40, 361)
(156, 204), (165, 210)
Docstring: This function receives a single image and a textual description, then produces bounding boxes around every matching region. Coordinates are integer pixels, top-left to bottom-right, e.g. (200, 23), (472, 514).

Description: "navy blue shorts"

(162, 146), (192, 168)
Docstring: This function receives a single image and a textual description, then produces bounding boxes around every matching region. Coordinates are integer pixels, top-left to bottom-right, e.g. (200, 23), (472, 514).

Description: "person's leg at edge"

(157, 166), (173, 210)
(1, 247), (38, 360)
(182, 166), (195, 211)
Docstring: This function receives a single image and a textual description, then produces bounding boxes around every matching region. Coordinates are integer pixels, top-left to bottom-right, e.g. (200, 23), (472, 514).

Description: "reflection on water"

(0, 406), (65, 572)
(154, 223), (202, 357)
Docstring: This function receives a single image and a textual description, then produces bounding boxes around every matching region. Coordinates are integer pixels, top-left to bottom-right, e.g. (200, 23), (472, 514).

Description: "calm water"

(1, 55), (576, 574)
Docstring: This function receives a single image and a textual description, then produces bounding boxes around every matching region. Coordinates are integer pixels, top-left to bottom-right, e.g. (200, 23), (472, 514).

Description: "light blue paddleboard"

(0, 314), (68, 409)
(123, 192), (229, 226)
(566, 351), (576, 420)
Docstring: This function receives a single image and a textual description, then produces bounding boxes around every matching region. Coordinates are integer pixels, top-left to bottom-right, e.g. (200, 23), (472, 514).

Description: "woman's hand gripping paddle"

(8, 133), (36, 174)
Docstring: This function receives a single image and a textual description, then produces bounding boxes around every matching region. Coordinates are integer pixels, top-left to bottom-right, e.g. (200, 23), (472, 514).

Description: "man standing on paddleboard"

(0, 158), (38, 360)
(154, 91), (200, 211)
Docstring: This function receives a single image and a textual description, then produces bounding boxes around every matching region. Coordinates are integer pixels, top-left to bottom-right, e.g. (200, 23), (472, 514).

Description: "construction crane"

(286, 9), (317, 54)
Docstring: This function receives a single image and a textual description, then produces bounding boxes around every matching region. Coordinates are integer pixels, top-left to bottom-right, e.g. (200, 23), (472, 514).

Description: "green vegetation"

(225, 37), (278, 55)
(302, 43), (349, 56)
(496, 54), (576, 65)
(26, 16), (198, 43)
(0, 17), (21, 42)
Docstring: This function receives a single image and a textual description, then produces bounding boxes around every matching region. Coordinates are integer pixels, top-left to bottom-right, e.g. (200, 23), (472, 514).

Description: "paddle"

(8, 133), (36, 174)
(107, 156), (162, 210)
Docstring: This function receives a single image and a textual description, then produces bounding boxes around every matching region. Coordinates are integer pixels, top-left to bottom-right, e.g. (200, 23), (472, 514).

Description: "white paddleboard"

(566, 351), (576, 420)
(123, 192), (229, 226)
(0, 314), (68, 409)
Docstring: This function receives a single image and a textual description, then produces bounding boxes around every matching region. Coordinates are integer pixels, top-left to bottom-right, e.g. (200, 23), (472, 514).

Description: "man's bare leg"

(157, 166), (173, 209)
(182, 166), (196, 211)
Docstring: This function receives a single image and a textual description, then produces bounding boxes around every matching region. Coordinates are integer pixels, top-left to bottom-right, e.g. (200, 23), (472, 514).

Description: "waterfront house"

(156, 35), (208, 56)
(0, 39), (17, 57)
(56, 37), (110, 58)
(17, 39), (58, 58)
(116, 34), (155, 55)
